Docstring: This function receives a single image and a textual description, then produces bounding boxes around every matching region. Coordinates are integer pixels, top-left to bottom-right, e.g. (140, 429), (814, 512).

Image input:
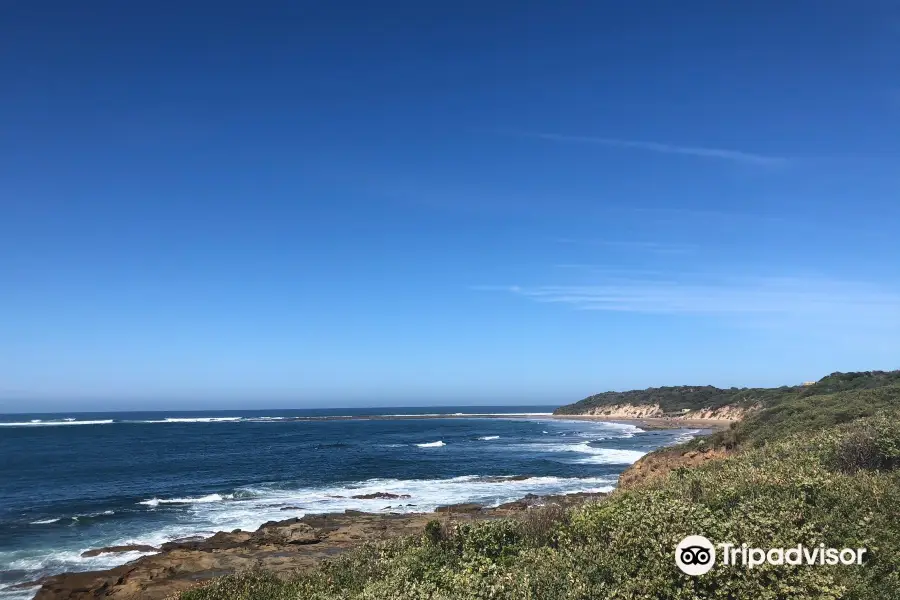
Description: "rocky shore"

(25, 491), (607, 600)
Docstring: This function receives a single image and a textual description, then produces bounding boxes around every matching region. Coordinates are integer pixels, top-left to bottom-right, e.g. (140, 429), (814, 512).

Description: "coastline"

(7, 414), (711, 600)
(549, 414), (735, 431)
(25, 491), (608, 600)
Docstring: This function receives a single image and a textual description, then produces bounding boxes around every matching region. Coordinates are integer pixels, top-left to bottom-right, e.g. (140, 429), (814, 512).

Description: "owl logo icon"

(675, 535), (716, 575)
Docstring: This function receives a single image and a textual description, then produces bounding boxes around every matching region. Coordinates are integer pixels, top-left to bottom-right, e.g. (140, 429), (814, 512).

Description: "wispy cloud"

(514, 131), (788, 167)
(483, 275), (900, 327)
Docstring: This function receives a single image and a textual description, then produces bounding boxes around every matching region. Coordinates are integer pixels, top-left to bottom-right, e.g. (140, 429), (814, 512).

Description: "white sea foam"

(385, 412), (552, 418)
(163, 417), (242, 423)
(0, 420), (114, 427)
(139, 493), (232, 507)
(3, 472), (617, 597)
(478, 436), (500, 441)
(573, 448), (647, 465)
(0, 584), (40, 600)
(6, 548), (158, 573)
(130, 474), (617, 535)
(515, 439), (647, 465)
(672, 429), (702, 444)
(416, 440), (445, 448)
(29, 518), (61, 525)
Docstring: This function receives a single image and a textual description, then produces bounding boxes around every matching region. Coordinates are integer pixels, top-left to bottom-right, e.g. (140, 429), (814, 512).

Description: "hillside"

(553, 370), (900, 417)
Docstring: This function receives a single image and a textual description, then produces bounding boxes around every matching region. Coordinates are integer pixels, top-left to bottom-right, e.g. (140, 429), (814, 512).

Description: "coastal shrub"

(828, 413), (900, 473)
(519, 503), (569, 548)
(423, 519), (445, 545)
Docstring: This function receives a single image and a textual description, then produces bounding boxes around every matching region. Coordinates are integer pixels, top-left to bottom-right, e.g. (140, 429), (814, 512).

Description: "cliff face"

(680, 404), (759, 421)
(581, 403), (664, 418)
(573, 402), (758, 422)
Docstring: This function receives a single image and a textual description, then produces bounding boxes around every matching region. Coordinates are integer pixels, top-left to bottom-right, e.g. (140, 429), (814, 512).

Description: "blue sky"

(2, 1), (899, 411)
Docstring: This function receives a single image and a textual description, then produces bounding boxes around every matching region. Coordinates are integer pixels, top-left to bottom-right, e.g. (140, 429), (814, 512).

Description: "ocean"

(0, 407), (702, 599)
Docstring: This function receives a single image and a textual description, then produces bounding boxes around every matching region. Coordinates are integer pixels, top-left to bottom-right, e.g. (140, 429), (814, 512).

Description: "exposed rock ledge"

(617, 445), (731, 489)
(27, 492), (607, 600)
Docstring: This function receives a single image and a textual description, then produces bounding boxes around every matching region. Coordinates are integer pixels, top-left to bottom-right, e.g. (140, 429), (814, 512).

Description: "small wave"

(516, 440), (646, 465)
(385, 412), (552, 418)
(163, 417), (242, 423)
(672, 429), (702, 444)
(0, 419), (114, 427)
(574, 448), (648, 465)
(139, 493), (232, 507)
(478, 436), (500, 441)
(30, 518), (61, 525)
(416, 440), (445, 448)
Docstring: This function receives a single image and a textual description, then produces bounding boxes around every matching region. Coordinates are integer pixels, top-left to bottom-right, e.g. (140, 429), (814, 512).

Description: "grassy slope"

(553, 370), (900, 416)
(182, 376), (900, 600)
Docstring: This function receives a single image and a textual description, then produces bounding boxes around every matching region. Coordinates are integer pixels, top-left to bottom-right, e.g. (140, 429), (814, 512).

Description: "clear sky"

(2, 1), (899, 412)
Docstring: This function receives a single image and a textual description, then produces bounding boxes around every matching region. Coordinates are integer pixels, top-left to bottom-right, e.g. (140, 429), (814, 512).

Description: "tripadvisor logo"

(676, 535), (716, 575)
(675, 536), (867, 576)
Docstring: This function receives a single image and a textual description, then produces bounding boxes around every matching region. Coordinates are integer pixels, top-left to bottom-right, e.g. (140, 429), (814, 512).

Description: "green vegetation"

(691, 383), (900, 451)
(181, 375), (900, 600)
(553, 370), (900, 416)
(553, 384), (792, 415)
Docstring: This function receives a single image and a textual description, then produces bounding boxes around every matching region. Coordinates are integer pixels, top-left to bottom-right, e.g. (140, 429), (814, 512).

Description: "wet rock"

(435, 503), (482, 513)
(351, 492), (411, 500)
(255, 521), (320, 545)
(80, 545), (158, 558)
(495, 500), (528, 511)
(479, 475), (532, 483)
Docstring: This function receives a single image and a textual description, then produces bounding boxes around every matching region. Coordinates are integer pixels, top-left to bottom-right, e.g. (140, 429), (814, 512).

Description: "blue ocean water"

(0, 407), (703, 599)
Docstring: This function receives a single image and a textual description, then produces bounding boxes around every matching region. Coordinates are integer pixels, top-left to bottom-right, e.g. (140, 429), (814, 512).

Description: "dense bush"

(553, 384), (798, 415)
(828, 414), (900, 473)
(553, 370), (900, 417)
(182, 409), (900, 600)
(690, 384), (900, 451)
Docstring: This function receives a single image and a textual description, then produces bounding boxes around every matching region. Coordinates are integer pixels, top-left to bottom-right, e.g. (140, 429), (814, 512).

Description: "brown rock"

(350, 492), (412, 500)
(478, 475), (532, 483)
(435, 503), (482, 513)
(495, 500), (528, 511)
(80, 545), (158, 558)
(254, 521), (320, 545)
